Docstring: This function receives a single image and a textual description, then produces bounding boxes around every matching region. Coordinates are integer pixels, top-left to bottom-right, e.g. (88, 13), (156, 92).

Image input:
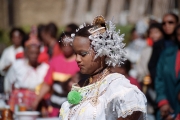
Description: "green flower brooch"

(67, 91), (82, 105)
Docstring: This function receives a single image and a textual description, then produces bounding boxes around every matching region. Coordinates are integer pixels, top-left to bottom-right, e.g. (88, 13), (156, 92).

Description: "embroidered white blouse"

(60, 73), (147, 120)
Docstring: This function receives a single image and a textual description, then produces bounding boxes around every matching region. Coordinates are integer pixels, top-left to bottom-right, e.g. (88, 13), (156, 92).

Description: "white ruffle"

(105, 74), (147, 119)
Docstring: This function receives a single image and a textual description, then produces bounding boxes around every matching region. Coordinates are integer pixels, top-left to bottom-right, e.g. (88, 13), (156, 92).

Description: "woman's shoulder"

(103, 73), (147, 119)
(104, 73), (146, 101)
(2, 45), (14, 53)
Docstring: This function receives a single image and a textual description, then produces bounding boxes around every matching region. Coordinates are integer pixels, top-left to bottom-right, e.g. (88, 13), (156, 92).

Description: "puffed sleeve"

(105, 75), (147, 120)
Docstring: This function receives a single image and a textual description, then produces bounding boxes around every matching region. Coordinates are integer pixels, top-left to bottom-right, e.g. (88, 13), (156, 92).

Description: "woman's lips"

(78, 64), (83, 68)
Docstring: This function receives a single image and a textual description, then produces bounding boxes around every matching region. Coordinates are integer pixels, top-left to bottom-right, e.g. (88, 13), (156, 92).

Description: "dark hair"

(37, 24), (45, 41)
(58, 31), (72, 46)
(9, 28), (25, 39)
(163, 13), (179, 23)
(66, 23), (78, 33)
(43, 22), (58, 38)
(120, 59), (131, 73)
(130, 27), (136, 34)
(147, 23), (165, 37)
(75, 25), (94, 38)
(9, 28), (27, 46)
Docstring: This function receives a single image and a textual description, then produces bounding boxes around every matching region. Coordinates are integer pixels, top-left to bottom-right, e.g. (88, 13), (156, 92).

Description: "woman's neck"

(90, 67), (109, 84)
(14, 45), (20, 49)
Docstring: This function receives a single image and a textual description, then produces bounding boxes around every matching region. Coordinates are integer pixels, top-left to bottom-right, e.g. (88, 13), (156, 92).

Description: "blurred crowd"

(0, 12), (180, 120)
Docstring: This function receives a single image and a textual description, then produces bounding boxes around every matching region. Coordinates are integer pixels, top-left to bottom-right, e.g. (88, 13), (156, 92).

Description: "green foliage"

(116, 24), (134, 45)
(0, 29), (10, 46)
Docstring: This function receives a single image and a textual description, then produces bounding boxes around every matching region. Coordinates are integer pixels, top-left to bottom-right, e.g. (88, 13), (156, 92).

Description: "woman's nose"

(76, 54), (81, 63)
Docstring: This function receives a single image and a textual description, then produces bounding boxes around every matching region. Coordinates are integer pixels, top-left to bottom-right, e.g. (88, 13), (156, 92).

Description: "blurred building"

(0, 0), (179, 29)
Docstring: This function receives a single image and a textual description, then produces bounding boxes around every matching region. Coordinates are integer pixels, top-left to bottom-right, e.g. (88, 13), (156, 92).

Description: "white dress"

(60, 73), (147, 120)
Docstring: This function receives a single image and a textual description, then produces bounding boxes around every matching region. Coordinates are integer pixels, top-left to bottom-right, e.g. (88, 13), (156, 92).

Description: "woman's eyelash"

(80, 52), (89, 56)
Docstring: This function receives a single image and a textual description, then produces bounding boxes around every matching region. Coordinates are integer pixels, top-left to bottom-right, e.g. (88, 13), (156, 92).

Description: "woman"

(60, 16), (147, 120)
(148, 13), (179, 84)
(0, 28), (25, 75)
(5, 33), (49, 111)
(155, 24), (180, 120)
(137, 23), (164, 83)
(32, 32), (79, 117)
(41, 23), (62, 58)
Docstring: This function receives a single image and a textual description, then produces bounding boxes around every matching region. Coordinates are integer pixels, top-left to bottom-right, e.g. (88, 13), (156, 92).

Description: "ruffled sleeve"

(105, 74), (147, 120)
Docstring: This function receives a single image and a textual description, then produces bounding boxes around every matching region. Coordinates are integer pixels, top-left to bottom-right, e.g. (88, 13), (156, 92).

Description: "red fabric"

(146, 38), (153, 46)
(127, 76), (141, 89)
(175, 114), (180, 120)
(48, 107), (60, 117)
(176, 50), (180, 78)
(9, 89), (37, 111)
(38, 47), (49, 63)
(158, 99), (169, 108)
(15, 52), (24, 59)
(52, 43), (62, 57)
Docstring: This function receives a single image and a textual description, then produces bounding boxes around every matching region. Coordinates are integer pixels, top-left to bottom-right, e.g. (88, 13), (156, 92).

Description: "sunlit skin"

(162, 14), (177, 35)
(149, 28), (163, 42)
(72, 36), (106, 83)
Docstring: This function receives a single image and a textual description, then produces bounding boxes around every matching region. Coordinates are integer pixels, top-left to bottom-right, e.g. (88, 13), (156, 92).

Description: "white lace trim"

(116, 106), (146, 119)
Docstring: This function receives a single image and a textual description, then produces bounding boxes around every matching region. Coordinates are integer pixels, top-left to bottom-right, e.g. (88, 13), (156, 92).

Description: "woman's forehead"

(73, 36), (91, 50)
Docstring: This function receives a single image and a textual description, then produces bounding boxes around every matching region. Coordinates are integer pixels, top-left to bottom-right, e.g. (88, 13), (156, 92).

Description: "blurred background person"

(0, 28), (26, 76)
(148, 13), (179, 85)
(37, 24), (50, 63)
(136, 23), (164, 85)
(32, 32), (79, 117)
(126, 19), (148, 79)
(111, 59), (141, 89)
(4, 31), (49, 112)
(41, 23), (62, 59)
(155, 24), (180, 120)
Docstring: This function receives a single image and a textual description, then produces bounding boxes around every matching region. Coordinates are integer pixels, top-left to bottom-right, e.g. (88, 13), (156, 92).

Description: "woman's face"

(61, 37), (74, 58)
(73, 36), (101, 74)
(41, 31), (50, 45)
(11, 31), (22, 47)
(162, 15), (177, 35)
(149, 28), (163, 42)
(26, 46), (40, 64)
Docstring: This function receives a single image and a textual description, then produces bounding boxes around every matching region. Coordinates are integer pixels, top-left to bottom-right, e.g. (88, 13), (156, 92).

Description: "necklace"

(67, 68), (110, 120)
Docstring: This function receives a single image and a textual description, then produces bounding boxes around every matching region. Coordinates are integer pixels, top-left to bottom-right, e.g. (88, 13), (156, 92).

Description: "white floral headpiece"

(63, 15), (126, 67)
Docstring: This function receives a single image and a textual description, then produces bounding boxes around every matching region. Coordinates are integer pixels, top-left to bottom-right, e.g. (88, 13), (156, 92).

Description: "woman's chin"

(80, 69), (88, 74)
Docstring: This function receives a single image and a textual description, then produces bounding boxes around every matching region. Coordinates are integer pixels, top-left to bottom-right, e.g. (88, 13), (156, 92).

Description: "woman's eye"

(80, 52), (89, 57)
